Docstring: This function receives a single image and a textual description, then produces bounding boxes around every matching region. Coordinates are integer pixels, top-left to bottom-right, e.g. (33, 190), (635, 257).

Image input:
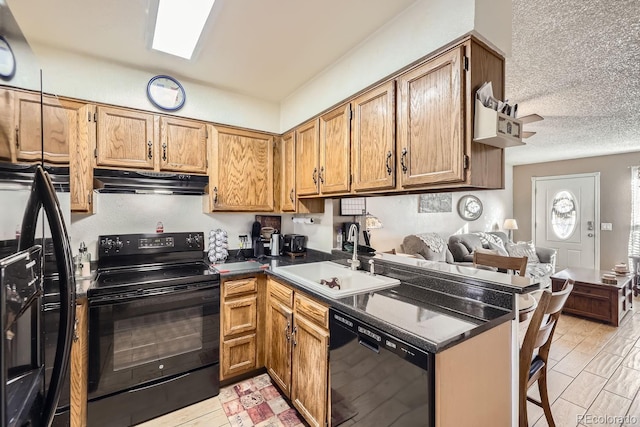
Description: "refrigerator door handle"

(19, 165), (76, 427)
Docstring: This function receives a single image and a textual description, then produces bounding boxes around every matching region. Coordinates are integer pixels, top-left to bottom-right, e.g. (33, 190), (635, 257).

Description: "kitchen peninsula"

(210, 250), (540, 427)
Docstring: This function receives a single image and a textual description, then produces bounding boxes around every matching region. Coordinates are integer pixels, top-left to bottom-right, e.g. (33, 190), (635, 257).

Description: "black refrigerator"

(1, 166), (76, 427)
(0, 3), (76, 426)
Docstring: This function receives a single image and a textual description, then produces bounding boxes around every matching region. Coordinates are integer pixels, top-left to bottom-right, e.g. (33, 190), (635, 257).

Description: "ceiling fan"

(519, 113), (544, 138)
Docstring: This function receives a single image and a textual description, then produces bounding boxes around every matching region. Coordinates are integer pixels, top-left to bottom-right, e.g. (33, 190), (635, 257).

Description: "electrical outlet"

(601, 223), (613, 231)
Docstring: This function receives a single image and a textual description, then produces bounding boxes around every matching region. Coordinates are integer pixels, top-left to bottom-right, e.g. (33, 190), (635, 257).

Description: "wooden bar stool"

(519, 279), (574, 427)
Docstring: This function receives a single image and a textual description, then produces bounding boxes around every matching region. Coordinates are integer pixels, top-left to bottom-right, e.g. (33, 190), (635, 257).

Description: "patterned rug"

(219, 373), (306, 427)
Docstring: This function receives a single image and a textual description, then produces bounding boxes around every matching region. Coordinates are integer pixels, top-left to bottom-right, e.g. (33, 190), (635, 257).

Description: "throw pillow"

(474, 232), (507, 251)
(506, 241), (540, 263)
(488, 241), (509, 256)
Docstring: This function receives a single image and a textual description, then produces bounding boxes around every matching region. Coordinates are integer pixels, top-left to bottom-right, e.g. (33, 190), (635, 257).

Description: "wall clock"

(146, 75), (186, 111)
(0, 36), (16, 81)
(457, 195), (483, 221)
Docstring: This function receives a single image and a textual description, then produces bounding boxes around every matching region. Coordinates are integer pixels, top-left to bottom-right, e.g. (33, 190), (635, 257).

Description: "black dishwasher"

(329, 309), (434, 427)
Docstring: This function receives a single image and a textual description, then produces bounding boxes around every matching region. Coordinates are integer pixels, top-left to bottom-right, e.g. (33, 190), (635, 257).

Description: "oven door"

(88, 283), (219, 399)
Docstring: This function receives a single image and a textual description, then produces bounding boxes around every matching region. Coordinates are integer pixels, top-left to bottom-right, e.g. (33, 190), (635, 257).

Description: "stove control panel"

(98, 232), (205, 257)
(139, 237), (174, 249)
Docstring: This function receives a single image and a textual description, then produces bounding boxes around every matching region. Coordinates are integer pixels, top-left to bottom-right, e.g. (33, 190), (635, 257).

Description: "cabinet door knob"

(292, 325), (298, 346)
(385, 151), (393, 176)
(319, 166), (325, 184)
(400, 148), (408, 173)
(312, 168), (318, 185)
(285, 321), (290, 341)
(147, 141), (153, 159)
(162, 143), (167, 161)
(289, 188), (295, 204)
(213, 186), (218, 205)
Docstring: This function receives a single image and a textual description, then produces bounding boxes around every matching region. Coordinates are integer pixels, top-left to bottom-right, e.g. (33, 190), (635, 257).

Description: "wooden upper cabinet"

(96, 106), (157, 170)
(319, 104), (351, 194)
(295, 119), (320, 196)
(14, 92), (87, 165)
(397, 46), (465, 187)
(352, 81), (396, 192)
(70, 104), (96, 213)
(280, 132), (296, 212)
(0, 88), (13, 161)
(159, 116), (207, 174)
(209, 125), (274, 212)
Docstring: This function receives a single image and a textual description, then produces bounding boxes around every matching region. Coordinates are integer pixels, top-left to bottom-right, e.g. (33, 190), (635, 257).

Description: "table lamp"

(503, 219), (518, 241)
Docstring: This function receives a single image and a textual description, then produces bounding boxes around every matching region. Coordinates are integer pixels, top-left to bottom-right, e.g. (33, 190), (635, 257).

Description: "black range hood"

(93, 169), (208, 195)
(0, 162), (69, 192)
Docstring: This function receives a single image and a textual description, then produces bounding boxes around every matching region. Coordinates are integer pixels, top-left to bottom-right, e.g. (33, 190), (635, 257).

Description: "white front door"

(532, 173), (600, 271)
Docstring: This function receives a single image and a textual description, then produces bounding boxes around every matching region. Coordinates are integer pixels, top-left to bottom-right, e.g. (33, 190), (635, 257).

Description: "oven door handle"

(89, 282), (219, 306)
(128, 372), (190, 393)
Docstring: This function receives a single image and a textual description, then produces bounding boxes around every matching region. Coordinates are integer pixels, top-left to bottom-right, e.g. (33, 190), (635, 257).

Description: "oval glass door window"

(551, 190), (577, 239)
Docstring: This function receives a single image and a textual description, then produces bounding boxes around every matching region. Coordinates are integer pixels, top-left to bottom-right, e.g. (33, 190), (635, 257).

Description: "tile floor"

(139, 295), (640, 427)
(523, 295), (640, 427)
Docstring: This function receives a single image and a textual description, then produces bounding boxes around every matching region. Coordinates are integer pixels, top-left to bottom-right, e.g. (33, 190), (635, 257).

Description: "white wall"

(330, 166), (514, 253)
(32, 47), (281, 133)
(21, 0), (511, 135)
(70, 192), (294, 259)
(279, 0), (511, 131)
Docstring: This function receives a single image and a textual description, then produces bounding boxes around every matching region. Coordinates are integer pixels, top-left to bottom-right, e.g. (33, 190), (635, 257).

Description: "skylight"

(152, 0), (215, 60)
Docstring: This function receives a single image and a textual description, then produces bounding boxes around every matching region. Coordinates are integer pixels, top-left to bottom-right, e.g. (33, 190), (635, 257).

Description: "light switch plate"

(601, 223), (613, 231)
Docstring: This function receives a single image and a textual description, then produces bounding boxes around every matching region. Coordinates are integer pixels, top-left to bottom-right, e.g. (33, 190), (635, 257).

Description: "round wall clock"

(0, 36), (16, 81)
(146, 75), (186, 111)
(457, 195), (483, 221)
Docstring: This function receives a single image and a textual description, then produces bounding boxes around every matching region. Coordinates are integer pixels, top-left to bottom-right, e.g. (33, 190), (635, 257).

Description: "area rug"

(219, 373), (306, 427)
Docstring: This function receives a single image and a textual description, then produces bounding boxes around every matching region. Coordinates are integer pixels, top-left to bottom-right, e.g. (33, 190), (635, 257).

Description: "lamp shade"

(503, 219), (518, 230)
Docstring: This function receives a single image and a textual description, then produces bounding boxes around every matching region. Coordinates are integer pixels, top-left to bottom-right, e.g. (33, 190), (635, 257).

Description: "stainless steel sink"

(271, 261), (400, 298)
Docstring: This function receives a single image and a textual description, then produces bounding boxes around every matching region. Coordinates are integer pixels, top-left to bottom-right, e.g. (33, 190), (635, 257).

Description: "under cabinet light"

(152, 0), (215, 59)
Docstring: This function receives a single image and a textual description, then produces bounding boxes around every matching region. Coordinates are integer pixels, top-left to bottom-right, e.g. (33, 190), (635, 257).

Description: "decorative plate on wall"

(457, 195), (483, 221)
(146, 75), (186, 111)
(0, 36), (16, 81)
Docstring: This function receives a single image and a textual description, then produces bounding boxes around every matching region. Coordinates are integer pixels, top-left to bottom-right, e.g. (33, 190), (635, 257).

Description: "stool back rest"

(473, 252), (528, 276)
(519, 279), (574, 389)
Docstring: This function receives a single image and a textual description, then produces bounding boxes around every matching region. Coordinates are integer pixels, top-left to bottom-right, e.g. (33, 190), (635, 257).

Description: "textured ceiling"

(6, 0), (640, 166)
(505, 0), (640, 165)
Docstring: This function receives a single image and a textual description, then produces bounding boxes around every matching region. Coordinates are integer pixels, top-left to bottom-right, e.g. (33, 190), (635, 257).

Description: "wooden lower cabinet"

(265, 292), (293, 396)
(70, 298), (88, 427)
(220, 276), (262, 381)
(291, 310), (329, 427)
(265, 279), (329, 427)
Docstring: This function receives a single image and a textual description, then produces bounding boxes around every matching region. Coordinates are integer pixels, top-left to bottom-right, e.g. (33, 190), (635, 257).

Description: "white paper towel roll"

(292, 217), (314, 224)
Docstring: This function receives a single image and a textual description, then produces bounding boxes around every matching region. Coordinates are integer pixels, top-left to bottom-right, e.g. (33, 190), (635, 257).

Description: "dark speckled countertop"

(213, 249), (530, 353)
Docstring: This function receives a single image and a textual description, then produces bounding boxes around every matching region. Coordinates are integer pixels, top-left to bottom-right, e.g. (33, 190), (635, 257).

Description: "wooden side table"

(551, 267), (633, 326)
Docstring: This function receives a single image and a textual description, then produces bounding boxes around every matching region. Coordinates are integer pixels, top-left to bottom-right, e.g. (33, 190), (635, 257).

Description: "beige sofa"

(401, 231), (557, 286)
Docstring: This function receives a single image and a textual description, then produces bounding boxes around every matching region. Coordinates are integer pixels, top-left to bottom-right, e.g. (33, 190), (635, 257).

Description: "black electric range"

(86, 232), (221, 427)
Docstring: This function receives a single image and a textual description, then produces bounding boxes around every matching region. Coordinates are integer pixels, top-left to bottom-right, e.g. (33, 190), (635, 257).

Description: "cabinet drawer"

(268, 279), (293, 308)
(223, 295), (257, 336)
(223, 277), (257, 298)
(221, 333), (257, 380)
(294, 293), (328, 328)
(572, 284), (612, 299)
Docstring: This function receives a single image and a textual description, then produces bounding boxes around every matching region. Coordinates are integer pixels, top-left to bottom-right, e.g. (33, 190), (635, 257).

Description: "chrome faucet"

(347, 223), (360, 271)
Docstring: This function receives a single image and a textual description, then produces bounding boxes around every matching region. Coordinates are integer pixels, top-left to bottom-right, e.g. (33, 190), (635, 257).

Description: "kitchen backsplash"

(70, 193), (295, 259)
